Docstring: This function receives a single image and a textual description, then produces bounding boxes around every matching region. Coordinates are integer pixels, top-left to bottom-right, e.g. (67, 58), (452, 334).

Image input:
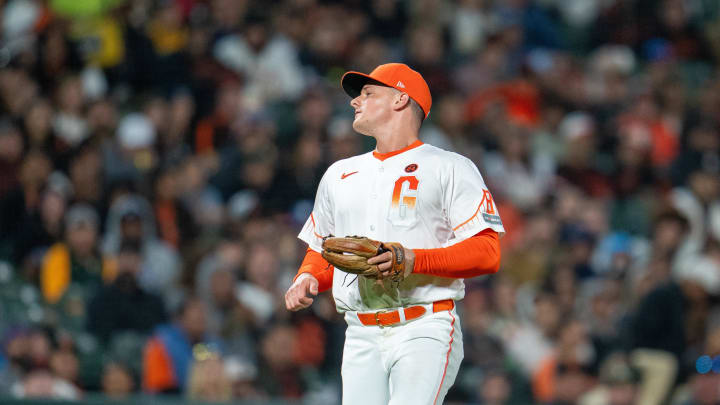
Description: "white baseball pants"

(341, 305), (464, 405)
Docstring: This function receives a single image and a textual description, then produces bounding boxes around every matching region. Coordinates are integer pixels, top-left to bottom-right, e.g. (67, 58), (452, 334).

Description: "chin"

(352, 119), (370, 136)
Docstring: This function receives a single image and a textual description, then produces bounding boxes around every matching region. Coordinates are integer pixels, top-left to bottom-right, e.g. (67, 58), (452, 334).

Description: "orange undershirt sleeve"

(293, 248), (333, 293)
(412, 229), (501, 278)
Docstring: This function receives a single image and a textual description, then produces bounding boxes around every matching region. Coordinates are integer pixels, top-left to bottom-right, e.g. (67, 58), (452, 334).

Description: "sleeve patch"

(453, 189), (499, 231)
(482, 212), (503, 225)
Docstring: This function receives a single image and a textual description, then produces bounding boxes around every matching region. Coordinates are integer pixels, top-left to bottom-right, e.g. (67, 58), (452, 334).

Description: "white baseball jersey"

(298, 141), (504, 312)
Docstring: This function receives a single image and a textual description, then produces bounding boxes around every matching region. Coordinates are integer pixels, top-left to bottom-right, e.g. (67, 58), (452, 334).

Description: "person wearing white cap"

(105, 113), (158, 183)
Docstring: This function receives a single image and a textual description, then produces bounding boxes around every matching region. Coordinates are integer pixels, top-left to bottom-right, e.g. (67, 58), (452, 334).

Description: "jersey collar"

(372, 139), (424, 161)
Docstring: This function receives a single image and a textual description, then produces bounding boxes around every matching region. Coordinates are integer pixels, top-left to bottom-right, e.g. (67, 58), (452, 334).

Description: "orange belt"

(356, 299), (455, 327)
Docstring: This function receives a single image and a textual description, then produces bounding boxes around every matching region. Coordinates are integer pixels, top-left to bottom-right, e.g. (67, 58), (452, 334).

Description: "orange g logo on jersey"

(389, 176), (419, 226)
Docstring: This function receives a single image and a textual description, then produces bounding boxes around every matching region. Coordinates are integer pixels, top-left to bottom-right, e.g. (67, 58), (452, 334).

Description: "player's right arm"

(285, 249), (333, 311)
(285, 273), (319, 311)
(287, 164), (337, 311)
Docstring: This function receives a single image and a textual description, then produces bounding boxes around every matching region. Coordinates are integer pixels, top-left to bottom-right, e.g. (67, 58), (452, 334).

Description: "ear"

(392, 92), (411, 112)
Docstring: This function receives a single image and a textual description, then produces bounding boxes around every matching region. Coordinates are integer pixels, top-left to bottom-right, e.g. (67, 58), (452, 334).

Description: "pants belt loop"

(397, 306), (407, 324)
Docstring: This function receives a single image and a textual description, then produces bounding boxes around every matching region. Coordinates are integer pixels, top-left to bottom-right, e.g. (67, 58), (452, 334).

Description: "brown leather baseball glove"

(321, 236), (408, 282)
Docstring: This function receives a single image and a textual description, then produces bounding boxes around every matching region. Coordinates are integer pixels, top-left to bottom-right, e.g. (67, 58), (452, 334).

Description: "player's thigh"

(388, 311), (464, 405)
(341, 324), (390, 405)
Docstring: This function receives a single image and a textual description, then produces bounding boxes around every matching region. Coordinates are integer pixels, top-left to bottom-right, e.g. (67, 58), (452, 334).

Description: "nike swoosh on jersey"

(341, 171), (359, 179)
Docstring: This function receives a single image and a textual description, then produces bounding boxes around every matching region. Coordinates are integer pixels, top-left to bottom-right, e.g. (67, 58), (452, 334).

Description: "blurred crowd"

(1, 0), (720, 404)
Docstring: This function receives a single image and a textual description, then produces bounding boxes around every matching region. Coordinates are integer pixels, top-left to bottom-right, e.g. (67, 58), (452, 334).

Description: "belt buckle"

(374, 309), (389, 328)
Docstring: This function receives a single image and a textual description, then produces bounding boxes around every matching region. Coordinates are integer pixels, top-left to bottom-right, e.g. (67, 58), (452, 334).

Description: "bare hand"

(285, 274), (319, 311)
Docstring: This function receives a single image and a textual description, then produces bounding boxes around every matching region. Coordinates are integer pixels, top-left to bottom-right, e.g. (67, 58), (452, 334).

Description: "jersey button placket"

(372, 167), (380, 198)
(369, 164), (383, 235)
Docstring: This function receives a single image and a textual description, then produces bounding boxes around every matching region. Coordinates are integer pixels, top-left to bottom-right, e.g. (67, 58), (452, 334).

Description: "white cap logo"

(396, 81), (405, 88)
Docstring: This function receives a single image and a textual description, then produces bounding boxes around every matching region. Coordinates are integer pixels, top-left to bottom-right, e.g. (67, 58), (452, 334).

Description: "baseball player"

(285, 63), (504, 405)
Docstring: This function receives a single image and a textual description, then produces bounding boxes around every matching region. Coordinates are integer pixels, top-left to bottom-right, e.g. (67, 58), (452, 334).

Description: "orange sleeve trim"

(310, 213), (324, 239)
(453, 202), (483, 231)
(293, 248), (333, 293)
(413, 229), (501, 278)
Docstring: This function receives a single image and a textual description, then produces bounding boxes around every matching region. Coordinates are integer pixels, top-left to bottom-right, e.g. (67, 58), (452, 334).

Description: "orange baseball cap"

(341, 63), (432, 119)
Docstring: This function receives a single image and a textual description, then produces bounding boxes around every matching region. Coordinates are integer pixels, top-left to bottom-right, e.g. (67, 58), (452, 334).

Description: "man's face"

(116, 250), (141, 276)
(608, 383), (636, 405)
(210, 269), (235, 307)
(67, 224), (97, 257)
(653, 219), (684, 250)
(120, 216), (143, 241)
(181, 300), (207, 342)
(350, 84), (396, 135)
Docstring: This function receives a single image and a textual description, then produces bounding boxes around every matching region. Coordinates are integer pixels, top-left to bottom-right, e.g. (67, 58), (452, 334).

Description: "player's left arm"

(368, 155), (503, 279)
(410, 229), (500, 278)
(367, 229), (500, 279)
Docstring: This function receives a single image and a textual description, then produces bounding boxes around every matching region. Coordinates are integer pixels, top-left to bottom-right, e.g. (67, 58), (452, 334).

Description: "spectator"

(0, 328), (35, 395)
(142, 296), (219, 394)
(637, 209), (690, 286)
(555, 112), (612, 198)
(195, 249), (257, 363)
(1, 150), (54, 264)
(679, 373), (720, 405)
(52, 74), (89, 150)
(101, 361), (135, 400)
(186, 350), (232, 402)
(87, 239), (167, 344)
(0, 118), (25, 198)
(104, 113), (158, 184)
(670, 123), (720, 187)
(40, 203), (110, 306)
(151, 163), (198, 251)
(626, 254), (720, 392)
(327, 117), (363, 166)
(256, 323), (303, 399)
(159, 89), (195, 162)
(212, 10), (305, 108)
(48, 347), (80, 393)
(476, 370), (512, 405)
(11, 369), (81, 400)
(193, 80), (242, 155)
(532, 319), (597, 403)
(579, 354), (639, 405)
(67, 143), (103, 208)
(237, 243), (281, 325)
(102, 194), (181, 307)
(483, 122), (555, 211)
(670, 167), (720, 259)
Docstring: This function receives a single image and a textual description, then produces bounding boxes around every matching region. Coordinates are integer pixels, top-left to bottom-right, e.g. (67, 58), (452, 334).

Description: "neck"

(372, 118), (420, 153)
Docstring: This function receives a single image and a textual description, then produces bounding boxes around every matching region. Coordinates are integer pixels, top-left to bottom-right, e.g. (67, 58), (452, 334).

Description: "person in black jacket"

(626, 253), (720, 387)
(87, 239), (167, 344)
